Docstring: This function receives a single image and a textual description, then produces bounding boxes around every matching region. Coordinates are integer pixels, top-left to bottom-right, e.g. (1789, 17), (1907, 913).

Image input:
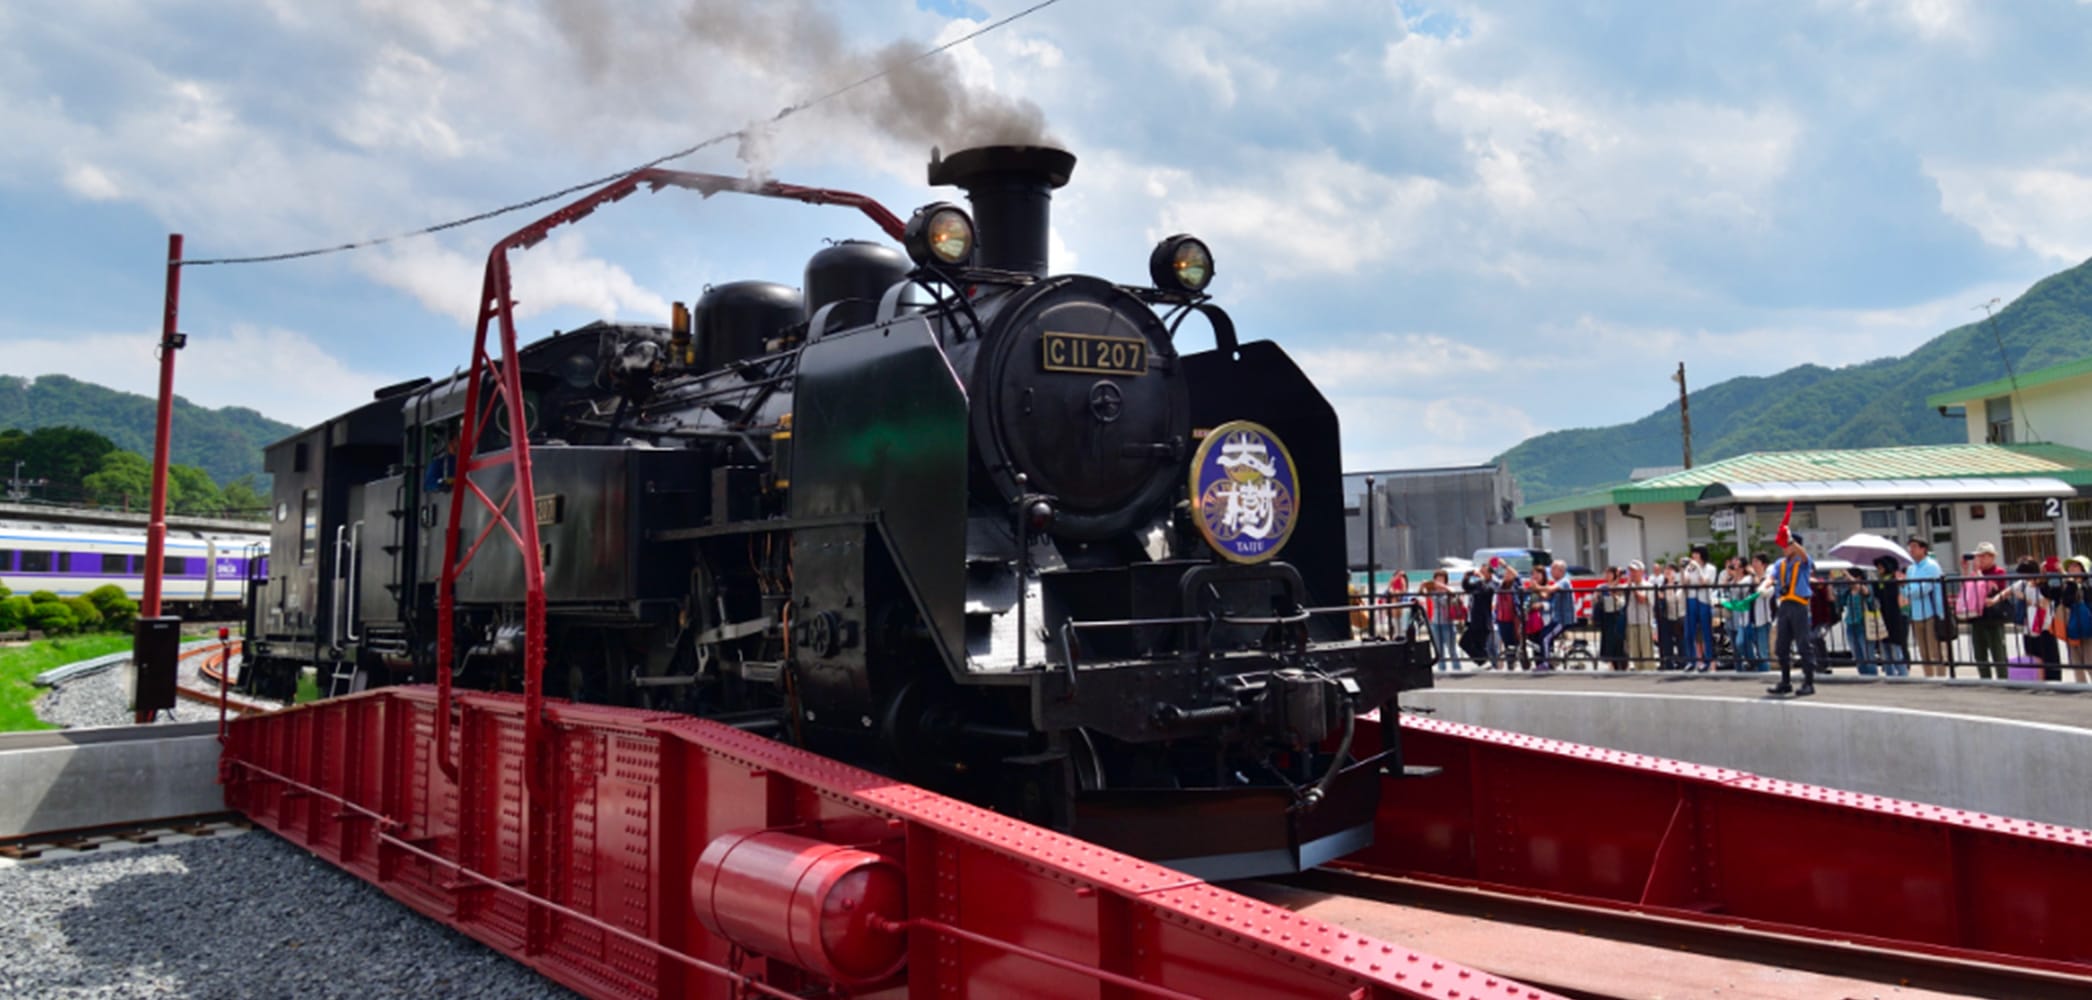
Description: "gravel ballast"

(34, 652), (264, 730)
(0, 831), (578, 999)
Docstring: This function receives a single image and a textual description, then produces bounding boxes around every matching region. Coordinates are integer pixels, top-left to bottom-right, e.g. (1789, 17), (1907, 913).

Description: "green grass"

(0, 633), (137, 732)
(295, 670), (320, 705)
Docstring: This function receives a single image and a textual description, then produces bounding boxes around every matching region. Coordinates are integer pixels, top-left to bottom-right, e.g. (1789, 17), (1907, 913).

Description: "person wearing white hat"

(1624, 561), (1655, 669)
(1961, 542), (2010, 679)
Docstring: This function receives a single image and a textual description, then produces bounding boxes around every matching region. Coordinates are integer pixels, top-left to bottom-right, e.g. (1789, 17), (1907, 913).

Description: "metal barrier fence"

(1357, 572), (2092, 682)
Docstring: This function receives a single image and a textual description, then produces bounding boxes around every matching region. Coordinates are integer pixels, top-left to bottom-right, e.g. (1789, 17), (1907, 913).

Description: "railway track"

(0, 812), (249, 865)
(1260, 867), (2089, 1000)
(182, 640), (273, 716)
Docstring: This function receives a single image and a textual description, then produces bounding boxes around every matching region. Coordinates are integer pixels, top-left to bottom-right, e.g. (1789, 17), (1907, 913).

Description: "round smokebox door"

(977, 278), (1187, 539)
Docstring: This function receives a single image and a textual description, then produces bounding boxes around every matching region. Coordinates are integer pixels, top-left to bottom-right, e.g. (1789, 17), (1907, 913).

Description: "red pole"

(138, 233), (182, 724)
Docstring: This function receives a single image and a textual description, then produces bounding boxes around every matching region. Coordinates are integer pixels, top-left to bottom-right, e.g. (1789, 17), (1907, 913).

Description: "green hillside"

(0, 374), (294, 486)
(1499, 257), (2092, 501)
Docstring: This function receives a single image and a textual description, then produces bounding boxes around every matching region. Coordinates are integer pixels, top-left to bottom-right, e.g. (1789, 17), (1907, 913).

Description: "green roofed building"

(1925, 353), (2092, 454)
(1515, 443), (2092, 571)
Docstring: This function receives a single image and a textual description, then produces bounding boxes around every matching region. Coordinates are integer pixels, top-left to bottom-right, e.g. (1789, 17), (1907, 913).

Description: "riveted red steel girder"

(223, 688), (1556, 1000)
(1351, 713), (2092, 978)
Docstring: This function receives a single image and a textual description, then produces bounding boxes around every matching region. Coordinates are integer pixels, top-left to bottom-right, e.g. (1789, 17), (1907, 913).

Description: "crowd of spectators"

(1363, 537), (2092, 683)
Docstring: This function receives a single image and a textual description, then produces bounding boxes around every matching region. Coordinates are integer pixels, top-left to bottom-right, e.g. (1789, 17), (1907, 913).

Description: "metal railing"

(1360, 572), (2092, 683)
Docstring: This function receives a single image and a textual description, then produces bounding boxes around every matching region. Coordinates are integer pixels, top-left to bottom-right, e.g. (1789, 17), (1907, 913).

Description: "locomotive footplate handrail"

(1055, 598), (1426, 678)
(222, 687), (1554, 1000)
(647, 509), (878, 543)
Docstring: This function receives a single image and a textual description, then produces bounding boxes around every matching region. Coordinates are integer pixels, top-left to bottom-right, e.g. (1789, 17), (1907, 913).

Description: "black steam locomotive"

(245, 145), (1433, 878)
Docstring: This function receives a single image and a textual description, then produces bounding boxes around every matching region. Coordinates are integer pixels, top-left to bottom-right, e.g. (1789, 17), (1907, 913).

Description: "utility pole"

(133, 233), (187, 725)
(1672, 362), (1693, 470)
(7, 461), (24, 501)
(1364, 475), (1378, 638)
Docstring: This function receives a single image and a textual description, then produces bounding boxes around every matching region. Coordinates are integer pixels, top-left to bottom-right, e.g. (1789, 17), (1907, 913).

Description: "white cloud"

(1331, 391), (1543, 470)
(333, 44), (468, 159)
(1148, 150), (1446, 280)
(1830, 0), (1977, 42)
(1159, 36), (1237, 109)
(1539, 274), (2034, 378)
(1, 325), (393, 427)
(4, 0), (2090, 485)
(1294, 333), (1503, 389)
(1927, 164), (2092, 263)
(355, 0), (495, 54)
(62, 162), (121, 200)
(1047, 225), (1079, 275)
(357, 232), (670, 328)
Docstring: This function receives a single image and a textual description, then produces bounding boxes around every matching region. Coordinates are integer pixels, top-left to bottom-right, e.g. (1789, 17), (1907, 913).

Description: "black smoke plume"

(548, 0), (1050, 171)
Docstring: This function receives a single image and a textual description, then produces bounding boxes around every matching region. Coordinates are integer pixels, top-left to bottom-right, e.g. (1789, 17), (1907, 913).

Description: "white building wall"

(1957, 373), (2092, 449)
(1540, 499), (2016, 571)
(1953, 502), (2004, 563)
(2014, 376), (2092, 451)
(1544, 512), (1571, 560)
(1619, 503), (1690, 564)
(1810, 505), (1865, 551)
(1962, 406), (1988, 446)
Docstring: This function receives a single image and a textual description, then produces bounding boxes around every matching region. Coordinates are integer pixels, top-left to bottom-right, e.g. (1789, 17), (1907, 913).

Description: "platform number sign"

(2045, 497), (2063, 520)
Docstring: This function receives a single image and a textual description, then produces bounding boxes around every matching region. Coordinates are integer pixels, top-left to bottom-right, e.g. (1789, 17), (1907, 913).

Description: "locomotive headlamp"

(904, 202), (975, 267)
(1149, 234), (1213, 294)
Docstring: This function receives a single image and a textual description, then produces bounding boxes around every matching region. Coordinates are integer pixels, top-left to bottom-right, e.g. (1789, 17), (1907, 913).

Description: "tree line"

(0, 426), (266, 519)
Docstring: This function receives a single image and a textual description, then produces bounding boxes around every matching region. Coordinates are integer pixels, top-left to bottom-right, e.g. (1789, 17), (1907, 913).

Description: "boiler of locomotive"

(929, 146), (1191, 543)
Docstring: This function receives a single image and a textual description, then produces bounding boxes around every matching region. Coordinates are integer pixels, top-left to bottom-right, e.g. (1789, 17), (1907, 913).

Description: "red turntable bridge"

(223, 689), (1548, 1000)
(222, 691), (2092, 999)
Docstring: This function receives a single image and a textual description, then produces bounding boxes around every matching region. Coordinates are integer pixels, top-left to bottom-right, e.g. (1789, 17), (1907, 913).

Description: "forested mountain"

(0, 374), (292, 486)
(1498, 256), (2092, 502)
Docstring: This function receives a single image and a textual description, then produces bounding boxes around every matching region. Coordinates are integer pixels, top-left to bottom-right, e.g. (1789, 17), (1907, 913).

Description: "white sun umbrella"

(1827, 532), (1913, 569)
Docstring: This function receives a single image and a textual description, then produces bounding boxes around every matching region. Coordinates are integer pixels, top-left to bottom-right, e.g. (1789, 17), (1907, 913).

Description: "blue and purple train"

(0, 521), (267, 615)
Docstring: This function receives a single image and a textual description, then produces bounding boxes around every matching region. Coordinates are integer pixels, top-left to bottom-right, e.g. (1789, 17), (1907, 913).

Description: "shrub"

(29, 590), (61, 605)
(84, 584), (126, 614)
(84, 585), (136, 629)
(0, 581), (10, 601)
(0, 595), (25, 632)
(63, 596), (104, 631)
(29, 602), (77, 636)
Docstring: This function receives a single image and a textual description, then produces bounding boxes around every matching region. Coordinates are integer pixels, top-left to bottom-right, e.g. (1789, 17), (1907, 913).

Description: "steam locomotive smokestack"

(928, 145), (1076, 277)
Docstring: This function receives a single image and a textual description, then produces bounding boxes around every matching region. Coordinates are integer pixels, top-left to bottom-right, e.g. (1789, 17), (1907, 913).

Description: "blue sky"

(3, 0), (2091, 470)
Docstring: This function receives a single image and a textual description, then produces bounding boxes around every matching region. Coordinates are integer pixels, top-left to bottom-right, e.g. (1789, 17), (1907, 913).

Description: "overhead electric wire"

(181, 0), (1067, 267)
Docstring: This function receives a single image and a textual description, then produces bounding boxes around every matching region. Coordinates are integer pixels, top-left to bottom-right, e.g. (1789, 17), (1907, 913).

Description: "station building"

(1926, 353), (2092, 454)
(1343, 463), (1527, 579)
(1518, 350), (2092, 569)
(1518, 442), (2092, 570)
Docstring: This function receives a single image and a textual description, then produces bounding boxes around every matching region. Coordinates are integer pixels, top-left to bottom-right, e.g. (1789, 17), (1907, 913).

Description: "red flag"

(1774, 500), (1794, 548)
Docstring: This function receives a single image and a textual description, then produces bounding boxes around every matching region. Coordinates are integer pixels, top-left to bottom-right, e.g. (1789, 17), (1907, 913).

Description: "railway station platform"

(1411, 670), (2092, 828)
(0, 722), (225, 838)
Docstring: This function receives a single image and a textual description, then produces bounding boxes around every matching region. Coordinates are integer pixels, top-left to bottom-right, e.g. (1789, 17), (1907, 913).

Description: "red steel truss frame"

(222, 687), (1546, 1000)
(1349, 715), (2092, 978)
(430, 169), (909, 917)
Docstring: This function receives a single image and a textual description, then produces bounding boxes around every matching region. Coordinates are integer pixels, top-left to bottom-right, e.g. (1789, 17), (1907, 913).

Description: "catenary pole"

(137, 233), (183, 723)
(1364, 475), (1378, 638)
